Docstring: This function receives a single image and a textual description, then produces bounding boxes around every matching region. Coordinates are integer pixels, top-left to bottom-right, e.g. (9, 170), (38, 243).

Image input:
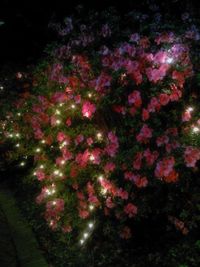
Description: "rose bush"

(1, 6), (200, 267)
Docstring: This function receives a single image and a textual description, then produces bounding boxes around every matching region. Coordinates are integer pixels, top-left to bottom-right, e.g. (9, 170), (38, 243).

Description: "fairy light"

(192, 126), (199, 133)
(101, 188), (107, 195)
(59, 103), (64, 107)
(9, 133), (13, 138)
(89, 205), (94, 211)
(33, 172), (37, 175)
(15, 133), (20, 138)
(16, 143), (20, 147)
(39, 164), (44, 169)
(83, 232), (89, 238)
(20, 161), (25, 166)
(88, 222), (94, 229)
(98, 175), (103, 181)
(56, 119), (61, 125)
(41, 139), (46, 144)
(54, 170), (59, 175)
(187, 107), (194, 112)
(17, 113), (21, 117)
(36, 148), (41, 153)
(166, 57), (173, 64)
(55, 109), (61, 115)
(59, 172), (63, 177)
(53, 201), (56, 205)
(0, 86), (3, 90)
(88, 93), (92, 98)
(80, 239), (84, 245)
(71, 104), (76, 109)
(61, 160), (65, 165)
(89, 154), (95, 161)
(96, 132), (102, 140)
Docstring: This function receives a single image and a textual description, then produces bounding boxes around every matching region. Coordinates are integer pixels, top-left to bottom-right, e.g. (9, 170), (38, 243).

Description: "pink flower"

(66, 118), (71, 126)
(82, 101), (96, 119)
(155, 156), (175, 178)
(86, 137), (93, 145)
(79, 209), (89, 219)
(143, 148), (159, 166)
(158, 93), (170, 106)
(124, 203), (138, 217)
(75, 134), (84, 145)
(117, 188), (128, 200)
(106, 197), (115, 208)
(57, 132), (66, 142)
(182, 111), (192, 122)
(184, 146), (200, 167)
(133, 152), (143, 170)
(128, 90), (142, 108)
(156, 135), (169, 147)
(142, 108), (149, 121)
(36, 170), (45, 181)
(147, 97), (161, 113)
(104, 162), (116, 173)
(135, 176), (148, 188)
(136, 124), (153, 143)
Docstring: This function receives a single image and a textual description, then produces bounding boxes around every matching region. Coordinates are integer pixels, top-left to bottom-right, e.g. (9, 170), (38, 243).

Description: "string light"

(55, 109), (61, 115)
(88, 222), (94, 229)
(0, 86), (3, 90)
(88, 93), (92, 98)
(59, 103), (64, 107)
(54, 170), (59, 175)
(89, 154), (95, 161)
(89, 205), (94, 211)
(80, 239), (84, 245)
(192, 127), (199, 133)
(15, 133), (20, 138)
(187, 107), (194, 112)
(20, 161), (25, 166)
(83, 232), (89, 238)
(39, 165), (44, 169)
(16, 143), (20, 147)
(36, 148), (41, 153)
(17, 113), (21, 117)
(71, 104), (76, 109)
(96, 132), (102, 140)
(56, 119), (61, 125)
(41, 139), (46, 144)
(98, 175), (103, 181)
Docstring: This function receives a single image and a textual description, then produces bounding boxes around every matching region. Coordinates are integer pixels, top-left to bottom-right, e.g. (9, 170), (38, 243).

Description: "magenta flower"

(82, 101), (96, 118)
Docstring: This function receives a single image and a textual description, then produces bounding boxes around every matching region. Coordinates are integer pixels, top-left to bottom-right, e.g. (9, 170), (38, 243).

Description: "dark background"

(0, 0), (200, 65)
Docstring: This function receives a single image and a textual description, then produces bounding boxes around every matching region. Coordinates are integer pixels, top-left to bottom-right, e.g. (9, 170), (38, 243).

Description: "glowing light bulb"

(89, 205), (94, 211)
(0, 86), (3, 90)
(36, 148), (41, 153)
(80, 239), (84, 245)
(98, 175), (103, 181)
(101, 188), (107, 195)
(17, 113), (21, 117)
(61, 160), (65, 165)
(71, 104), (76, 109)
(90, 155), (95, 161)
(192, 127), (199, 133)
(39, 165), (44, 169)
(53, 201), (56, 205)
(59, 103), (64, 107)
(56, 119), (61, 125)
(16, 143), (20, 147)
(54, 170), (59, 175)
(96, 132), (102, 140)
(166, 57), (173, 64)
(83, 232), (89, 238)
(20, 162), (25, 166)
(187, 107), (193, 112)
(9, 134), (13, 138)
(55, 109), (61, 115)
(88, 222), (94, 229)
(59, 172), (63, 177)
(88, 93), (92, 98)
(16, 133), (20, 137)
(41, 139), (45, 144)
(33, 172), (37, 175)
